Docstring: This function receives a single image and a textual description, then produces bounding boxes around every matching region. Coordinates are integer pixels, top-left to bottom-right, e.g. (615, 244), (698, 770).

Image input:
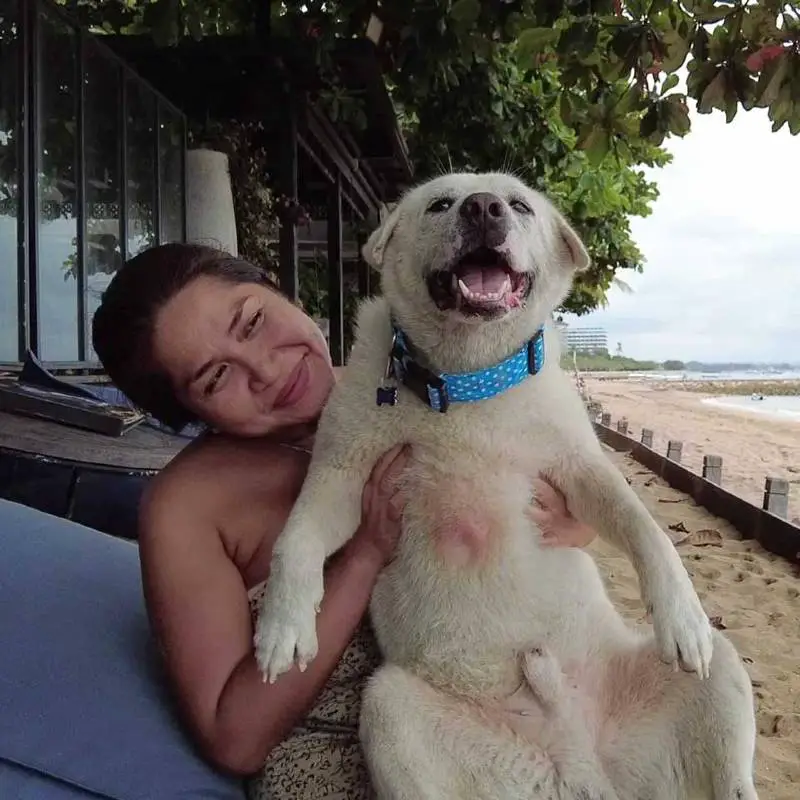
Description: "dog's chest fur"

(327, 299), (610, 695)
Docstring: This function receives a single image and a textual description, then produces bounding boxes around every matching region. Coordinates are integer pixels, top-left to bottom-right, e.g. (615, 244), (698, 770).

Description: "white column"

(185, 148), (238, 256)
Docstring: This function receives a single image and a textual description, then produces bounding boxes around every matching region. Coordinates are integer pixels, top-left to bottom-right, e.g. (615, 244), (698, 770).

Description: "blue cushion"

(0, 499), (246, 800)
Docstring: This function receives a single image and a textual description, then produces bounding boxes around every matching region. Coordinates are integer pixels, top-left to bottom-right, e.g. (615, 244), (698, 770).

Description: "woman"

(92, 243), (597, 798)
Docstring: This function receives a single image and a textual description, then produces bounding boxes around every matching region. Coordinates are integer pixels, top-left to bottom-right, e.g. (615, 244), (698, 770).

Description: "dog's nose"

(459, 193), (509, 246)
(460, 193), (505, 223)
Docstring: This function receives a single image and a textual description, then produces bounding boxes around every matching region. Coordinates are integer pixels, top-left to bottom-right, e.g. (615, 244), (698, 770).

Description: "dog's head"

(363, 173), (589, 367)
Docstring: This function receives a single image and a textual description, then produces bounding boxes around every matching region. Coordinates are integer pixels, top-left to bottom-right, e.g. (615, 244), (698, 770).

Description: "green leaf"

(691, 27), (709, 61)
(725, 99), (738, 123)
(663, 96), (691, 136)
(756, 54), (790, 108)
(626, 0), (647, 18)
(660, 73), (679, 96)
(639, 105), (660, 138)
(579, 127), (611, 166)
(648, 0), (673, 15)
(615, 84), (643, 115)
(609, 26), (641, 62)
(516, 27), (558, 67)
(450, 0), (481, 25)
(788, 109), (800, 137)
(558, 21), (599, 58)
(560, 93), (574, 125)
(698, 69), (727, 113)
(661, 27), (692, 73)
(694, 8), (736, 24)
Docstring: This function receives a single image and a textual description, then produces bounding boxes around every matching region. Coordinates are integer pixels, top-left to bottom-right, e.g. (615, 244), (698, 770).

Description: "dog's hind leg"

(690, 632), (759, 800)
(361, 662), (618, 800)
(361, 663), (552, 800)
(598, 632), (758, 800)
(707, 638), (759, 800)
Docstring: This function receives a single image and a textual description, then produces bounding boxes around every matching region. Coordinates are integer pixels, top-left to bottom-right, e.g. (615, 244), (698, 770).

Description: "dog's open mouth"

(427, 247), (532, 317)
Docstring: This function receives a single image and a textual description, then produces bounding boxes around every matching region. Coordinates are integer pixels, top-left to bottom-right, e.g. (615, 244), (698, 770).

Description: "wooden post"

(762, 477), (789, 519)
(601, 412), (611, 427)
(702, 455), (723, 485)
(640, 428), (653, 448)
(616, 418), (629, 435)
(327, 171), (344, 367)
(666, 440), (683, 463)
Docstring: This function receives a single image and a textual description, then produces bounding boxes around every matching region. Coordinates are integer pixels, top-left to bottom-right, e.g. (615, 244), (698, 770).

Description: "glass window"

(125, 75), (156, 257)
(84, 40), (121, 361)
(37, 8), (79, 362)
(0, 0), (20, 362)
(159, 102), (184, 245)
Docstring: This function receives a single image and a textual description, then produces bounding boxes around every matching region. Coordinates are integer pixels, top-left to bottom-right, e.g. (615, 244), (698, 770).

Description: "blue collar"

(376, 325), (545, 413)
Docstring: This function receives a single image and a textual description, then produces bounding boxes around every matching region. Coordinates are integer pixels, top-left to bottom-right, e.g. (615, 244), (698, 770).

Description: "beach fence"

(584, 402), (800, 565)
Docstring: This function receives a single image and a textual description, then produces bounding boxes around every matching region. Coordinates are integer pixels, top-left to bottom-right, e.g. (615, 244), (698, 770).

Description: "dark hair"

(92, 243), (279, 430)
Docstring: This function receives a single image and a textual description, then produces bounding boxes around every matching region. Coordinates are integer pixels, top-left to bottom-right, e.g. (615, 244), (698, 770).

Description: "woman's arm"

(139, 446), (408, 776)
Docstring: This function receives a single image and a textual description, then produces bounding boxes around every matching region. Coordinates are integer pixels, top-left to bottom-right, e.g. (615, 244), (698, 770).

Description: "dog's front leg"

(254, 405), (403, 683)
(253, 460), (362, 682)
(552, 450), (713, 680)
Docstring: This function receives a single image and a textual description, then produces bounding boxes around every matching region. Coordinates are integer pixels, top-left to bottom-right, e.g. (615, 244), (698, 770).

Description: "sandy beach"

(597, 448), (799, 799)
(584, 377), (800, 521)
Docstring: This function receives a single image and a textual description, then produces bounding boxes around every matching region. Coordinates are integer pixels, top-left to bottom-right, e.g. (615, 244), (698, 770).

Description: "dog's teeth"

(458, 278), (472, 298)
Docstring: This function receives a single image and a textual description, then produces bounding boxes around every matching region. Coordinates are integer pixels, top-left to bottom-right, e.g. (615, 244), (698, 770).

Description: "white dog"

(254, 173), (758, 799)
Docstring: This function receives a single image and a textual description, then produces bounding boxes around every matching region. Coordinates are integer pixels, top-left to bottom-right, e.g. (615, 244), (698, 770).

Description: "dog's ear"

(362, 204), (401, 270)
(554, 212), (591, 272)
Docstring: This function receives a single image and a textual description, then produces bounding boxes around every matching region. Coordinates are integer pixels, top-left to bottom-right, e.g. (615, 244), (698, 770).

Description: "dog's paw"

(253, 562), (324, 683)
(649, 581), (714, 679)
(522, 646), (565, 708)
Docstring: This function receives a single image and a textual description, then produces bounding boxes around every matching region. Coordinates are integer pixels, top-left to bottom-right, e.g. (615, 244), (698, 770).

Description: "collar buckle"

(394, 354), (450, 413)
(527, 328), (545, 376)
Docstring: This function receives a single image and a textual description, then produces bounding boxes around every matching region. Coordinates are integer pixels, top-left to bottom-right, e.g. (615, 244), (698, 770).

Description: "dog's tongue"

(458, 265), (511, 297)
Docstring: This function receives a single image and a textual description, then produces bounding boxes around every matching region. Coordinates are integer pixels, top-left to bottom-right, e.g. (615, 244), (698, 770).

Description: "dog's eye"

(426, 197), (455, 214)
(510, 199), (533, 215)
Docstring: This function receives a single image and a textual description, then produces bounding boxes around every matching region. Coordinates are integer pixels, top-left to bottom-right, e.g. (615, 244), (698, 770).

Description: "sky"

(563, 105), (800, 365)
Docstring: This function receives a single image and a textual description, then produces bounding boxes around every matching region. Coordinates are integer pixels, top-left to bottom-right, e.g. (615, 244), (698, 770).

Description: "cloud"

(567, 106), (800, 364)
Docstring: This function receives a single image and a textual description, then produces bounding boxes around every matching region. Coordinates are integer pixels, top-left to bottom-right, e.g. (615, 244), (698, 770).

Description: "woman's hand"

(529, 476), (597, 549)
(351, 444), (410, 567)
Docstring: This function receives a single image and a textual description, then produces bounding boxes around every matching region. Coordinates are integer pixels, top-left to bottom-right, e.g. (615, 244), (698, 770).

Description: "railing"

(583, 401), (800, 565)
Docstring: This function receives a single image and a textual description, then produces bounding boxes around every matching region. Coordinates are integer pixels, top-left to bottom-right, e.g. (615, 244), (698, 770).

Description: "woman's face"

(152, 276), (335, 436)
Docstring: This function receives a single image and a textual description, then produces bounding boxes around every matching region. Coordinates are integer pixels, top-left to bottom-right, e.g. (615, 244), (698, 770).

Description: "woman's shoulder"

(141, 432), (308, 527)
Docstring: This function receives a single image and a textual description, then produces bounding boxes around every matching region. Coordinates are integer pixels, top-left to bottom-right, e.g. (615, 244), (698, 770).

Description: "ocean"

(629, 369), (800, 382)
(621, 370), (800, 423)
(701, 395), (800, 423)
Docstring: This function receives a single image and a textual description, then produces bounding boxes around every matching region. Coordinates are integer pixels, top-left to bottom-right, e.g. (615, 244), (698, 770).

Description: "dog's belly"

(420, 476), (515, 568)
(370, 461), (631, 694)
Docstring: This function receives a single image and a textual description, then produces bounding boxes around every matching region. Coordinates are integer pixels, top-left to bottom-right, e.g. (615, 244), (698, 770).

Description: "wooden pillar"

(278, 97), (299, 301)
(762, 477), (789, 518)
(702, 455), (723, 485)
(616, 418), (629, 435)
(327, 171), (344, 366)
(640, 428), (654, 448)
(601, 412), (611, 427)
(666, 440), (683, 463)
